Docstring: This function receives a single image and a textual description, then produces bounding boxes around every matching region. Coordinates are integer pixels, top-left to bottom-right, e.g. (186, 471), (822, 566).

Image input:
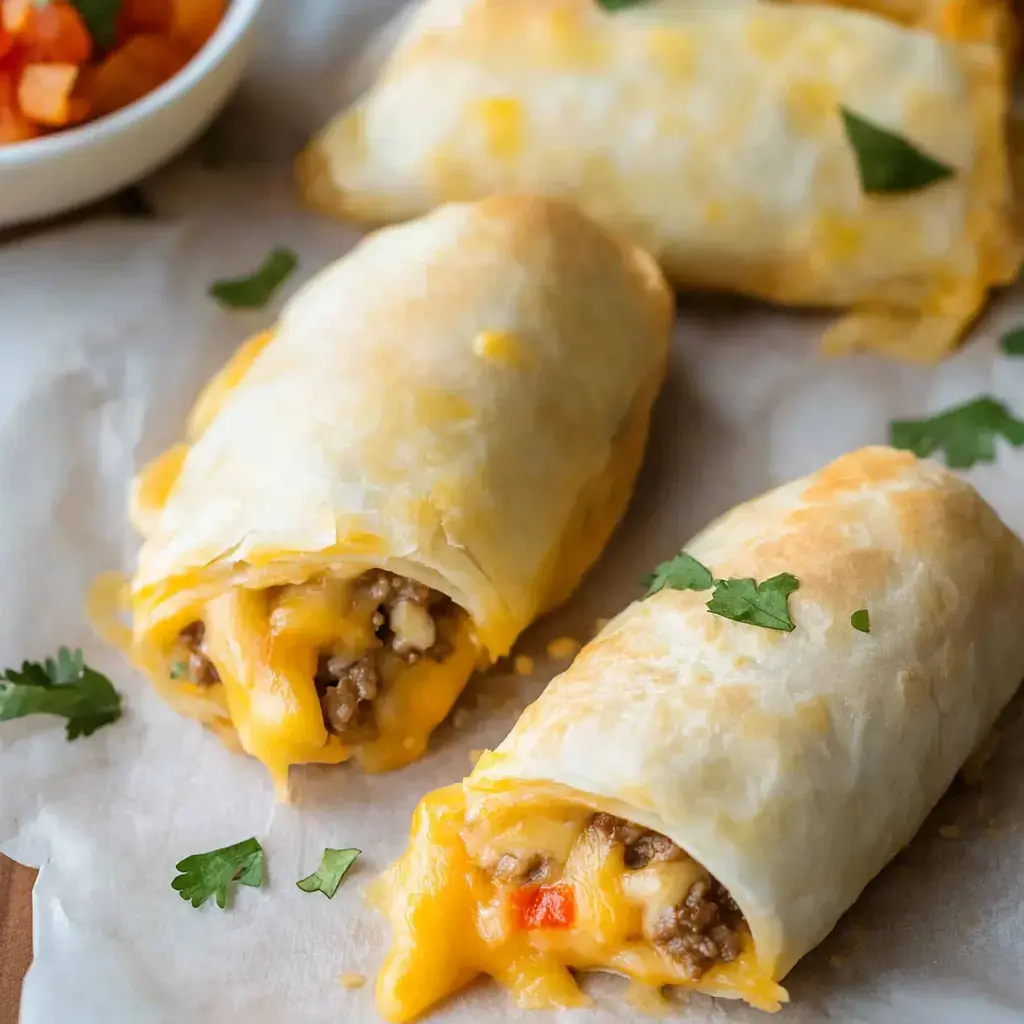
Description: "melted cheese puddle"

(375, 787), (788, 1022)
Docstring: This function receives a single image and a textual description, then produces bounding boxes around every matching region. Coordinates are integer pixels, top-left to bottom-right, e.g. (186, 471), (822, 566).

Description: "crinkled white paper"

(2, 2), (1024, 1022)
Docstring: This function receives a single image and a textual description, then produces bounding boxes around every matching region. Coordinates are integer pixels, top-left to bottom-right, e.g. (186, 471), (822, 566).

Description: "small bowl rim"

(0, 0), (264, 167)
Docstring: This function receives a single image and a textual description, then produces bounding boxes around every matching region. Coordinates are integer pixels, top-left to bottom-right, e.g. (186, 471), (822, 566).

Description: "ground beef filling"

(589, 812), (683, 869)
(590, 813), (744, 979)
(494, 812), (744, 982)
(314, 571), (456, 743)
(493, 853), (552, 885)
(650, 876), (744, 979)
(179, 622), (219, 686)
(174, 571), (457, 744)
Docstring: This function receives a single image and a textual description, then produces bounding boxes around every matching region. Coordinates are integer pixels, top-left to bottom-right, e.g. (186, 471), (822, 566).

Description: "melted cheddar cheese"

(92, 566), (482, 795)
(374, 787), (788, 1022)
(165, 583), (479, 794)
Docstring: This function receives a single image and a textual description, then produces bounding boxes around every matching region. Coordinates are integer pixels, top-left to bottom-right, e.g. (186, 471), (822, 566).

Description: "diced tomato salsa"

(0, 0), (225, 144)
(510, 883), (576, 931)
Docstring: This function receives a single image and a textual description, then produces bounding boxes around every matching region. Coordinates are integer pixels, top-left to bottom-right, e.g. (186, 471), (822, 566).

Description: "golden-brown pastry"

(126, 196), (672, 792)
(300, 0), (1021, 361)
(374, 447), (1024, 1019)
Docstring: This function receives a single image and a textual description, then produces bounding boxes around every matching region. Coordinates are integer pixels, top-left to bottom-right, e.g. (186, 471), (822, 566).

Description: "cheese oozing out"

(157, 574), (481, 792)
(373, 786), (788, 1022)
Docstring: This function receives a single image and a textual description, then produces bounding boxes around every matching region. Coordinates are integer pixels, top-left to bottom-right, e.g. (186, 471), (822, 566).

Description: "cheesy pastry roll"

(374, 447), (1024, 1020)
(127, 196), (672, 791)
(299, 0), (1020, 362)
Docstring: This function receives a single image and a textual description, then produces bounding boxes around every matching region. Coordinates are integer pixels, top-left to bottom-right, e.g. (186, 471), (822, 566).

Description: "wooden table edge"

(0, 854), (36, 1024)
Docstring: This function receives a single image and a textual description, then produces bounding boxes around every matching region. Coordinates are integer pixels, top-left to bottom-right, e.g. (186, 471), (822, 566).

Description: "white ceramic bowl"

(0, 0), (264, 229)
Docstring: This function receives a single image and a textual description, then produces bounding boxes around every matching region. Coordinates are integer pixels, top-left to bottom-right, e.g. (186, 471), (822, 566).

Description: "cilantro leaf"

(889, 396), (1024, 469)
(1001, 328), (1024, 356)
(172, 838), (265, 910)
(840, 107), (954, 194)
(210, 248), (298, 310)
(69, 0), (122, 50)
(851, 609), (871, 633)
(596, 0), (648, 9)
(0, 648), (122, 740)
(706, 573), (800, 632)
(170, 661), (188, 680)
(297, 848), (361, 899)
(643, 552), (713, 598)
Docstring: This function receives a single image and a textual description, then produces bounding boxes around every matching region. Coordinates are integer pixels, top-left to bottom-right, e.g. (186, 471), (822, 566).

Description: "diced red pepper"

(118, 0), (173, 41)
(0, 0), (226, 144)
(85, 33), (188, 117)
(0, 5), (25, 74)
(0, 44), (21, 76)
(18, 61), (88, 126)
(1, 0), (31, 36)
(0, 68), (39, 142)
(510, 883), (576, 930)
(170, 0), (225, 53)
(17, 3), (93, 65)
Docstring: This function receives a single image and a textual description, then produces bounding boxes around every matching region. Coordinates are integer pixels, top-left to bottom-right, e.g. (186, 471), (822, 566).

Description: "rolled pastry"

(299, 0), (1020, 362)
(126, 196), (672, 790)
(374, 446), (1024, 1020)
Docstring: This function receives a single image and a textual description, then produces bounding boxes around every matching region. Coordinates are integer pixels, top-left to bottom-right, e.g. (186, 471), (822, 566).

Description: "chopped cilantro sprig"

(172, 838), (265, 910)
(0, 648), (122, 740)
(642, 553), (800, 632)
(296, 848), (361, 899)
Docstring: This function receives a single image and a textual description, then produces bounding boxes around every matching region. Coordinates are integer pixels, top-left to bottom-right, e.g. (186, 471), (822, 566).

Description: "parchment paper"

(2, 2), (1024, 1021)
